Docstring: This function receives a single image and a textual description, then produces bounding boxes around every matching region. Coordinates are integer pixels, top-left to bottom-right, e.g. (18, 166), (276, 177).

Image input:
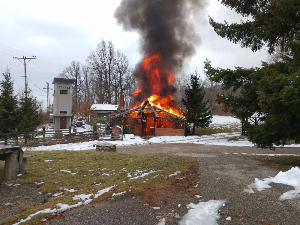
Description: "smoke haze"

(115, 0), (205, 104)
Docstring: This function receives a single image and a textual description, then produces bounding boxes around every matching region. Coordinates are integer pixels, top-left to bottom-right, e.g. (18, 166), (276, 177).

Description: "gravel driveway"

(47, 144), (300, 225)
(119, 144), (300, 225)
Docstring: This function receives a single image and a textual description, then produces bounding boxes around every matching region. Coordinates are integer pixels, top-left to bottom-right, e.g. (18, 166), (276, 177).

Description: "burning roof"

(111, 99), (186, 121)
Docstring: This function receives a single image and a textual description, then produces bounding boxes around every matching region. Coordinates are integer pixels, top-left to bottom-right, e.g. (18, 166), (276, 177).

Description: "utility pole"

(13, 56), (36, 98)
(43, 82), (50, 111)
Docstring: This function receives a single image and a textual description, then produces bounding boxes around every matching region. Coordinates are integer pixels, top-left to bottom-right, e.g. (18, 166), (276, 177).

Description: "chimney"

(119, 95), (125, 111)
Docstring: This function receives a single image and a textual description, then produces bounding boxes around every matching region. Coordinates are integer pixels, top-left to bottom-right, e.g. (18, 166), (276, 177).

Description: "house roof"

(110, 99), (186, 121)
(53, 78), (76, 84)
(91, 104), (119, 111)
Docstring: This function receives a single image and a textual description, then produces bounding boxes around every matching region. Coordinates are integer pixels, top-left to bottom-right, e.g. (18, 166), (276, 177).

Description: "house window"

(60, 111), (67, 114)
(60, 90), (68, 94)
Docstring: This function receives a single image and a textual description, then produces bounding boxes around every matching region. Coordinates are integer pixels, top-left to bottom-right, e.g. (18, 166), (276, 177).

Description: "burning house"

(112, 0), (204, 136)
(111, 98), (187, 136)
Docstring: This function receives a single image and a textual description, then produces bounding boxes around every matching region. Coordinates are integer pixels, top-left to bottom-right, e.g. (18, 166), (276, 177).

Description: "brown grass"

(0, 150), (199, 225)
(246, 155), (300, 171)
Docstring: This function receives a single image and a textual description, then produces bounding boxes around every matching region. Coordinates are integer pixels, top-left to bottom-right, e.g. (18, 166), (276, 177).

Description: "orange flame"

(132, 54), (184, 118)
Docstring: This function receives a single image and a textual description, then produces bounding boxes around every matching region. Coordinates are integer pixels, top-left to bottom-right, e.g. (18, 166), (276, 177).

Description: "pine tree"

(18, 91), (42, 144)
(0, 69), (18, 144)
(206, 0), (300, 148)
(182, 73), (212, 134)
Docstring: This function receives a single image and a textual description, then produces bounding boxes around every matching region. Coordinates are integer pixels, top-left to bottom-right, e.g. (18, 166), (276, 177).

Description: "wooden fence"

(0, 128), (98, 147)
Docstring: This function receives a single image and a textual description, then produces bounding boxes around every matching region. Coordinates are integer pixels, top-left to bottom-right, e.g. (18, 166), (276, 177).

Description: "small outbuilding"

(91, 104), (119, 117)
(52, 78), (75, 129)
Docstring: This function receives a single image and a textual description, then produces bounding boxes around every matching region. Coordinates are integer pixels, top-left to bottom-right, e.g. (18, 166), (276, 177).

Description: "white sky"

(0, 0), (267, 109)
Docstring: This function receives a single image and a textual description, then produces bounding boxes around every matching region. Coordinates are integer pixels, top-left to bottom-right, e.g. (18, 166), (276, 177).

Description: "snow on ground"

(24, 116), (300, 151)
(111, 191), (127, 197)
(244, 167), (300, 200)
(13, 186), (114, 225)
(24, 132), (300, 151)
(168, 171), (181, 177)
(179, 200), (226, 225)
(73, 124), (93, 133)
(211, 115), (240, 125)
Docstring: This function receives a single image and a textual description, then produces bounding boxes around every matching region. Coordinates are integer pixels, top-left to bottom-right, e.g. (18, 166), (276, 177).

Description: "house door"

(60, 117), (67, 129)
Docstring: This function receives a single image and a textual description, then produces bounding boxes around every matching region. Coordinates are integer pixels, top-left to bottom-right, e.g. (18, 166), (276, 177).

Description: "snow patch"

(112, 191), (126, 197)
(169, 171), (181, 177)
(61, 188), (77, 193)
(157, 218), (166, 225)
(179, 200), (226, 225)
(72, 194), (93, 201)
(244, 167), (300, 200)
(94, 186), (114, 198)
(226, 216), (231, 221)
(130, 170), (159, 180)
(13, 186), (115, 225)
(211, 115), (240, 125)
(52, 192), (63, 197)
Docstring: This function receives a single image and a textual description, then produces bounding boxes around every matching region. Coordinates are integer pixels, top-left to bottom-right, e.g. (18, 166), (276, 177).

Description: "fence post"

(43, 127), (46, 142)
(69, 126), (71, 136)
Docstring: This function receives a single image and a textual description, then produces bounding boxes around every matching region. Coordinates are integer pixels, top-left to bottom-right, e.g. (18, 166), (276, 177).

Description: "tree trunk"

(192, 123), (196, 135)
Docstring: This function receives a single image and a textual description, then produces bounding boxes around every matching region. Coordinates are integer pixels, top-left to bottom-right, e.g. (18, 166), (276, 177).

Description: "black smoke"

(115, 0), (204, 105)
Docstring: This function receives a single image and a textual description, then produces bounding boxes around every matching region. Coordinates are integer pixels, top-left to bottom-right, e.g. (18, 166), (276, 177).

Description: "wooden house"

(110, 99), (187, 136)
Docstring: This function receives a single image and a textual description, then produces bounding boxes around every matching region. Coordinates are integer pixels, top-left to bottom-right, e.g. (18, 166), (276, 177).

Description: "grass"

(195, 123), (241, 135)
(0, 151), (199, 225)
(246, 155), (300, 171)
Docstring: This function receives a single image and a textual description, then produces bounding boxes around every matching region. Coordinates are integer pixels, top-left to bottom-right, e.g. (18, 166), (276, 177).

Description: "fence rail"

(0, 129), (99, 147)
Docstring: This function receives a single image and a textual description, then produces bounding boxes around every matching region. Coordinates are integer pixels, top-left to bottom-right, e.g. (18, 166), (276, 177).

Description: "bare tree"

(123, 67), (135, 108)
(86, 39), (135, 106)
(86, 40), (106, 103)
(60, 61), (83, 108)
(81, 64), (91, 102)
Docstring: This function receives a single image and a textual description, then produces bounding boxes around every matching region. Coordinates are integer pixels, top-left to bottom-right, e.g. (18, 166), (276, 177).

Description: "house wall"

(53, 116), (72, 129)
(155, 128), (184, 136)
(53, 82), (73, 116)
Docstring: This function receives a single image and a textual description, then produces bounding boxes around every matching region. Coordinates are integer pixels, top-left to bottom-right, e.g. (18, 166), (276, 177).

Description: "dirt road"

(119, 144), (300, 224)
(47, 144), (300, 225)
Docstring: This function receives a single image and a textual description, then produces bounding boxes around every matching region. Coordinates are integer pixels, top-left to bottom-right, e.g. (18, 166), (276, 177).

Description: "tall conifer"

(206, 0), (300, 148)
(18, 91), (42, 144)
(183, 73), (212, 134)
(0, 69), (18, 144)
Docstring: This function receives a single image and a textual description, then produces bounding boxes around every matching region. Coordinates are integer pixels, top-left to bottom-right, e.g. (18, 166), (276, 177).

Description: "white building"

(52, 78), (75, 129)
(90, 104), (119, 117)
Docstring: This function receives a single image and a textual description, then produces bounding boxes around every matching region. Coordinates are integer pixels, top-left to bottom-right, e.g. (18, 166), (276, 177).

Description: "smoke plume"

(115, 0), (205, 105)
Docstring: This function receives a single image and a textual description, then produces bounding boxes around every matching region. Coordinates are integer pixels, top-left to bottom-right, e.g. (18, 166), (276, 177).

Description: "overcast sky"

(0, 0), (267, 109)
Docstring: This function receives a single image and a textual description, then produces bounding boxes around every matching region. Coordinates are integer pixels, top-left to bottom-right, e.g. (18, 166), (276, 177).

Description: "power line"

(0, 51), (15, 57)
(30, 61), (53, 78)
(27, 77), (47, 93)
(0, 43), (33, 56)
(0, 46), (21, 57)
(0, 43), (56, 78)
(37, 59), (56, 77)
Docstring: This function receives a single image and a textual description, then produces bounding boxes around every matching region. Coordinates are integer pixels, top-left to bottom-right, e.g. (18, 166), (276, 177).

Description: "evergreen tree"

(18, 91), (42, 144)
(0, 69), (19, 144)
(182, 73), (212, 134)
(206, 0), (300, 148)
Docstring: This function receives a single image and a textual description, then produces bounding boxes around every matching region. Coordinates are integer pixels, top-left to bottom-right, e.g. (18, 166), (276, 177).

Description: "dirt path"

(118, 144), (300, 224)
